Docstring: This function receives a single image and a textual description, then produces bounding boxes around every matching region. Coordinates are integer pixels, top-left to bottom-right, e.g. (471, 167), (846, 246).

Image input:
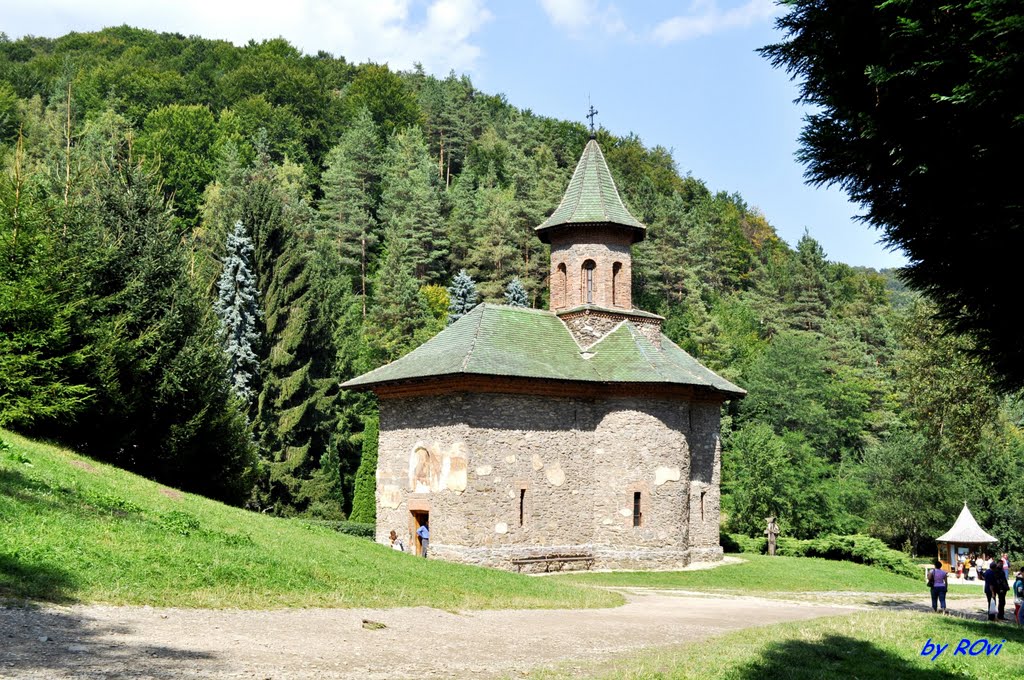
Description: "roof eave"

(535, 221), (646, 244)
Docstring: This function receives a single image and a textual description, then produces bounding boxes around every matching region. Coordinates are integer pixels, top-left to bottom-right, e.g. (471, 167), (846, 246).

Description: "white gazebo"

(935, 503), (998, 572)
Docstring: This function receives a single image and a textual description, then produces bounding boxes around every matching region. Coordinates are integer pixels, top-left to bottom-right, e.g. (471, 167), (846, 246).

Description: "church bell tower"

(536, 128), (663, 348)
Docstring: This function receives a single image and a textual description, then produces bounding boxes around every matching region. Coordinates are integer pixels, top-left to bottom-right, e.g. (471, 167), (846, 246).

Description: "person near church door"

(417, 523), (430, 558)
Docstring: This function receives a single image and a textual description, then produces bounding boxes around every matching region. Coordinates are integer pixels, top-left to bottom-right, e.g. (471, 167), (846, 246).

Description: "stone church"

(343, 136), (744, 571)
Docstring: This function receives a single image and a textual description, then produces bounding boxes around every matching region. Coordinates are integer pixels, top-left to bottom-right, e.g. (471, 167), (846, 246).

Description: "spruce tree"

(447, 269), (479, 325)
(214, 220), (262, 410)
(504, 277), (528, 307)
(347, 413), (379, 523)
(0, 136), (91, 427)
(67, 142), (255, 503)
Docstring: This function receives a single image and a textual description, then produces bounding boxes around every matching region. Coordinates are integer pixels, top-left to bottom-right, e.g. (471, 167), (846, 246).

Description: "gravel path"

(0, 591), (858, 679)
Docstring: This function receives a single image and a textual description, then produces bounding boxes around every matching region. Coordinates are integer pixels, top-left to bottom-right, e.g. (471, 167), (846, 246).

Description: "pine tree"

(785, 232), (832, 334)
(378, 127), (447, 283)
(447, 269), (479, 324)
(504, 277), (528, 307)
(214, 220), (262, 410)
(348, 413), (379, 523)
(364, 235), (433, 363)
(467, 186), (518, 299)
(319, 108), (380, 316)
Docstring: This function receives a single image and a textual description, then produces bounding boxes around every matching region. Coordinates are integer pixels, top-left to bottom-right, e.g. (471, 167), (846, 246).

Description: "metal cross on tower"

(587, 104), (599, 137)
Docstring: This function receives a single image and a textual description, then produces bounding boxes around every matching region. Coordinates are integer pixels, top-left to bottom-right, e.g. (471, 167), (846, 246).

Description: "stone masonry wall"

(687, 401), (724, 562)
(376, 391), (725, 571)
(559, 313), (623, 349)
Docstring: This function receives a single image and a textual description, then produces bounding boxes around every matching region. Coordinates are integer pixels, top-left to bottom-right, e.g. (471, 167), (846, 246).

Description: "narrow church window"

(633, 491), (642, 527)
(700, 490), (706, 522)
(612, 262), (622, 306)
(583, 260), (596, 304)
(556, 263), (567, 308)
(519, 488), (526, 526)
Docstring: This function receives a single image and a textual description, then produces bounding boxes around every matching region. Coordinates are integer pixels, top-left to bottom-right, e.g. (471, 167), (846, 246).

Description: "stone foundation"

(430, 543), (710, 573)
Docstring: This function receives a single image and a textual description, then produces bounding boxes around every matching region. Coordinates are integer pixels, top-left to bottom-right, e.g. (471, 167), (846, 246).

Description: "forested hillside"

(1, 27), (1020, 557)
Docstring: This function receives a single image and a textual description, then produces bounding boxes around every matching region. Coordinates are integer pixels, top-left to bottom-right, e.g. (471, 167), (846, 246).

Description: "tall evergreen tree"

(378, 127), (447, 283)
(0, 136), (91, 427)
(348, 413), (379, 523)
(67, 138), (255, 503)
(214, 220), (262, 410)
(364, 235), (433, 364)
(447, 269), (479, 325)
(319, 108), (380, 316)
(504, 277), (528, 307)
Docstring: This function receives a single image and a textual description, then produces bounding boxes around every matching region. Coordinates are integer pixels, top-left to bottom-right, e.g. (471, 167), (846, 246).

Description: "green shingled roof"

(342, 304), (744, 398)
(536, 139), (645, 241)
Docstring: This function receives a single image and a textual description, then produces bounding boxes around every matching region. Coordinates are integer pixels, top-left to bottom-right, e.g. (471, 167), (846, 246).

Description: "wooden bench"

(511, 553), (594, 573)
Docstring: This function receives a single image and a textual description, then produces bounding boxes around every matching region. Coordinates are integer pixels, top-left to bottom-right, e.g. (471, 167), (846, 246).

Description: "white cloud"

(537, 0), (628, 39)
(652, 0), (778, 44)
(4, 0), (492, 75)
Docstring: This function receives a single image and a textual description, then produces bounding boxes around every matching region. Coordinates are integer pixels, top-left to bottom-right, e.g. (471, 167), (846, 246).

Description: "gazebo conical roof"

(535, 138), (645, 244)
(936, 503), (997, 544)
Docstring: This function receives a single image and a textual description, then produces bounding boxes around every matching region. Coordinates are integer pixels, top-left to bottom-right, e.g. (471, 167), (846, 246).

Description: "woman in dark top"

(985, 560), (1010, 620)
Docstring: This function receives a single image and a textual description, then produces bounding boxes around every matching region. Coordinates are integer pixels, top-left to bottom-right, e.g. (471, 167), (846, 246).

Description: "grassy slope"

(540, 612), (1024, 679)
(556, 553), (975, 595)
(0, 430), (620, 610)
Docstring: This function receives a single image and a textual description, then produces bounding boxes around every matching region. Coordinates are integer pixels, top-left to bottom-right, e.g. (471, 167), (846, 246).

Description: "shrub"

(301, 519), (375, 539)
(160, 510), (202, 536)
(725, 532), (919, 578)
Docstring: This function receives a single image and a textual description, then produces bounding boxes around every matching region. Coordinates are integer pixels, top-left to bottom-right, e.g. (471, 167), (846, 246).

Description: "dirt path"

(0, 591), (859, 679)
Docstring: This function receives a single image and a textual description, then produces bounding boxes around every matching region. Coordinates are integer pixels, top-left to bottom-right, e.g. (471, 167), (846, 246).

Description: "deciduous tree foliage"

(761, 0), (1024, 389)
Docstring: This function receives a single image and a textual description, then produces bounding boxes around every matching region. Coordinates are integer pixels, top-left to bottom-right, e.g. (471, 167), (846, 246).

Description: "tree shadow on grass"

(933, 614), (1024, 642)
(0, 606), (218, 678)
(0, 553), (78, 603)
(731, 634), (960, 679)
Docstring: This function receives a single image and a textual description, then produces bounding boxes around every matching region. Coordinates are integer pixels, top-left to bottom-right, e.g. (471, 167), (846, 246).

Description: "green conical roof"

(536, 139), (645, 243)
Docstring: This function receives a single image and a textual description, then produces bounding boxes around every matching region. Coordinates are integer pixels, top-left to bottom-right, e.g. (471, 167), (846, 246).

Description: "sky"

(5, 0), (908, 269)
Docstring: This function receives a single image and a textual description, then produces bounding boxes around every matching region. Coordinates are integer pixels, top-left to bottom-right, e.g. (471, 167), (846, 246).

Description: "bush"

(301, 519), (375, 539)
(725, 532), (919, 578)
(721, 531), (767, 554)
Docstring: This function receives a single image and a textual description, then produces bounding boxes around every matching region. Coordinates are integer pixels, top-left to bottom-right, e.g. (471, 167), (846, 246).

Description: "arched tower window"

(612, 262), (622, 307)
(582, 260), (596, 305)
(555, 262), (567, 308)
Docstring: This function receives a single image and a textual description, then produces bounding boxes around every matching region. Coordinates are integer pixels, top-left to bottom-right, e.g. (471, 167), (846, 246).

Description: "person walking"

(984, 559), (1010, 621)
(389, 529), (405, 552)
(417, 522), (430, 559)
(1013, 567), (1024, 626)
(928, 559), (948, 613)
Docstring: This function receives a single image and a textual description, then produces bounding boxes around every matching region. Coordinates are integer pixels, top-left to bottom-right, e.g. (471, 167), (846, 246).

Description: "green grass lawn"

(0, 430), (620, 610)
(556, 553), (976, 596)
(536, 611), (1024, 679)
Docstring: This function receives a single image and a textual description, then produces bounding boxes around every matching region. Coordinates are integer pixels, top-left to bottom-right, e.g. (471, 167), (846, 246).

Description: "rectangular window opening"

(519, 488), (526, 526)
(633, 491), (642, 528)
(700, 490), (706, 522)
